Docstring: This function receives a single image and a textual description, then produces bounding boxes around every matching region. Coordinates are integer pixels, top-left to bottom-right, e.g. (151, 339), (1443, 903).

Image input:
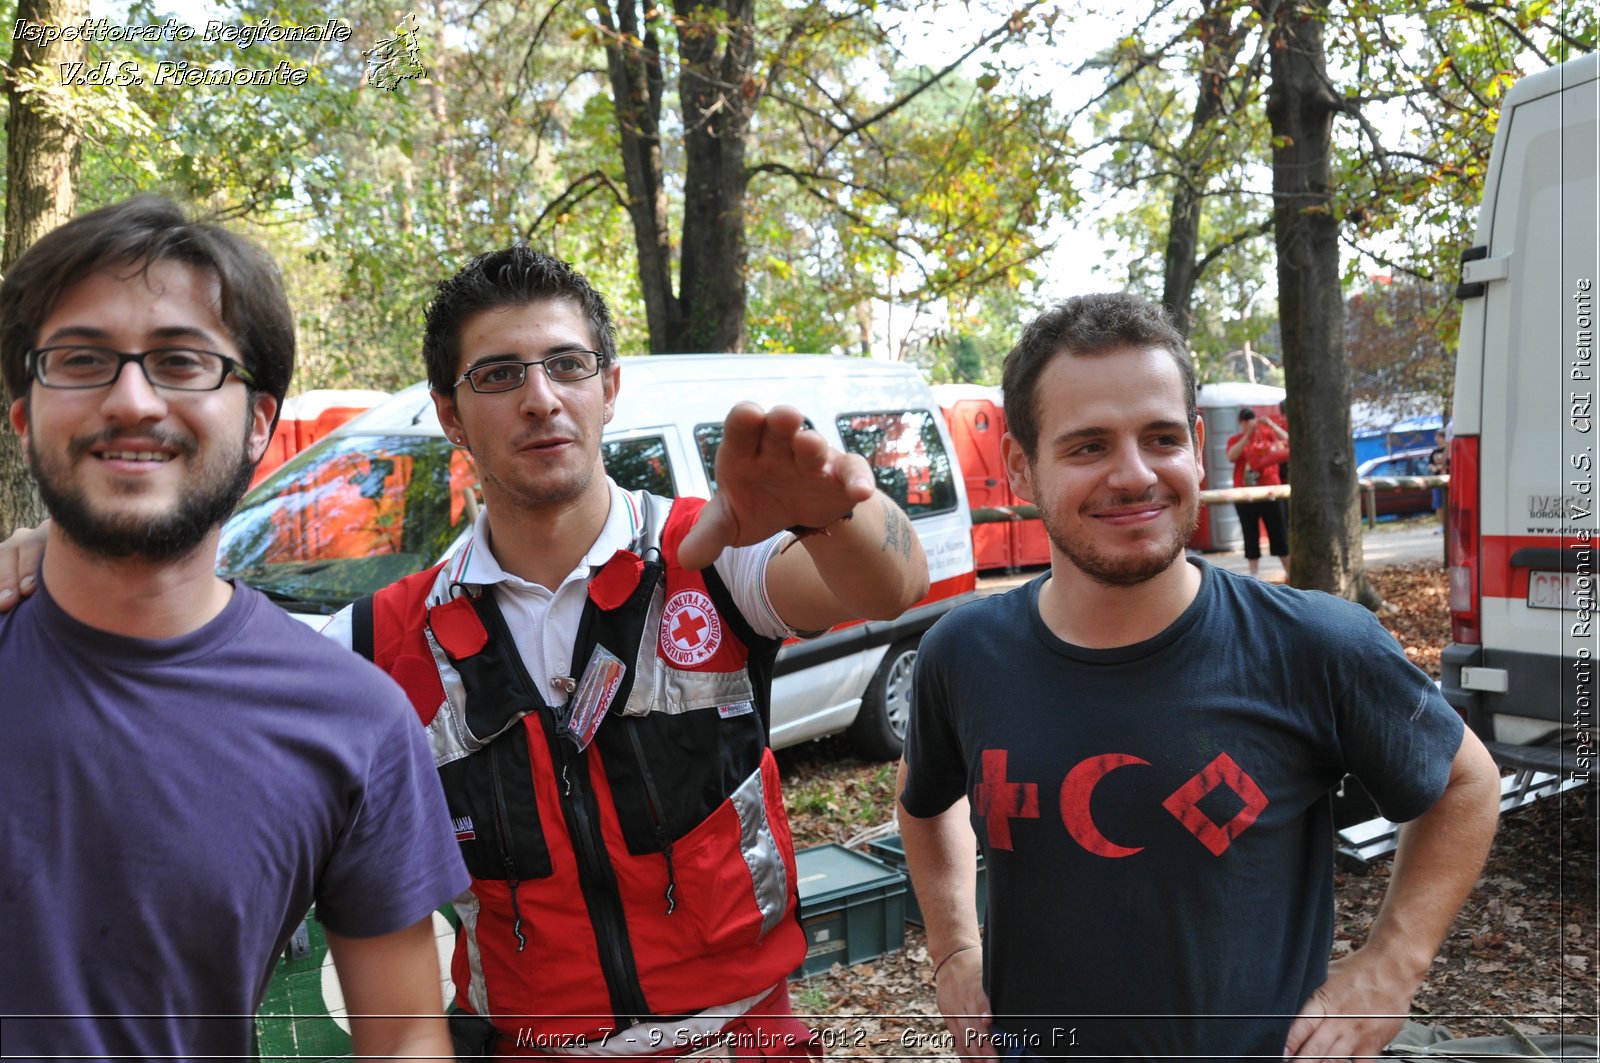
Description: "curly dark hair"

(0, 195), (294, 408)
(422, 246), (617, 393)
(1001, 292), (1195, 459)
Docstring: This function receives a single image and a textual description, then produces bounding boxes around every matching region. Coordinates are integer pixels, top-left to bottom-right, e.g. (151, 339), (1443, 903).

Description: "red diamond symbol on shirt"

(1160, 753), (1269, 856)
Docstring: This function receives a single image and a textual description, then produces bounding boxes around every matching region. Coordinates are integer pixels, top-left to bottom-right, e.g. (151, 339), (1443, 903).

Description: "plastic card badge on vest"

(563, 645), (627, 750)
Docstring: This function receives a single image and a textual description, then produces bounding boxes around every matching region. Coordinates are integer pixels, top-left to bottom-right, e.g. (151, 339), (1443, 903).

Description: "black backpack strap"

(350, 593), (376, 662)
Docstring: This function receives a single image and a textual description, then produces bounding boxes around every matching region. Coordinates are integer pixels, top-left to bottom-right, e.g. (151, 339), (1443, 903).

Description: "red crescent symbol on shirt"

(1058, 753), (1149, 859)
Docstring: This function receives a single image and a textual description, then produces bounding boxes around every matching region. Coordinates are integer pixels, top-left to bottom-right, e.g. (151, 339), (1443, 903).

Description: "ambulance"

(1443, 54), (1598, 779)
(217, 354), (977, 762)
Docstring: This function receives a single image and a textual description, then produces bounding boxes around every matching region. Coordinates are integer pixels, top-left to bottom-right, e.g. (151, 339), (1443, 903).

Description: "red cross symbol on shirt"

(672, 609), (708, 648)
(973, 748), (1038, 850)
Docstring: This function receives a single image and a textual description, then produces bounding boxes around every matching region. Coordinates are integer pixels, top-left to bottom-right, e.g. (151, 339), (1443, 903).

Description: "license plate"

(1527, 570), (1584, 610)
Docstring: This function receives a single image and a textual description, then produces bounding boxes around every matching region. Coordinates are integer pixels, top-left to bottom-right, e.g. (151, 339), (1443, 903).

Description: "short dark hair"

(1001, 292), (1195, 459)
(0, 195), (294, 407)
(422, 246), (617, 393)
(1239, 407), (1257, 422)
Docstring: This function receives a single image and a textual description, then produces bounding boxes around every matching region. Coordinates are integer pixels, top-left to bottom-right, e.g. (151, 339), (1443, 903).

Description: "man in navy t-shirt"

(0, 197), (467, 1060)
(898, 292), (1501, 1062)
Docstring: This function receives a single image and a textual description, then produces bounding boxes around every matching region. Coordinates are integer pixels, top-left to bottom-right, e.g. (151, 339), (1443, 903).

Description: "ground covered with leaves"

(774, 561), (1598, 1056)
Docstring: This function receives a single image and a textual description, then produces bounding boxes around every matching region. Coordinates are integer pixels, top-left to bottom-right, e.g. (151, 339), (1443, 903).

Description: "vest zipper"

(540, 707), (653, 1025)
(488, 747), (529, 952)
(474, 594), (654, 1028)
(624, 725), (679, 915)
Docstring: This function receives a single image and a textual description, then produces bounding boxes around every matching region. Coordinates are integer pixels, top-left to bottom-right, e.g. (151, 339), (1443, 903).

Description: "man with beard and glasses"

(895, 292), (1501, 1063)
(0, 196), (467, 1061)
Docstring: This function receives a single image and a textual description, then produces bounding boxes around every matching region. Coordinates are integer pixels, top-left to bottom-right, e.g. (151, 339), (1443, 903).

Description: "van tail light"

(1447, 435), (1480, 645)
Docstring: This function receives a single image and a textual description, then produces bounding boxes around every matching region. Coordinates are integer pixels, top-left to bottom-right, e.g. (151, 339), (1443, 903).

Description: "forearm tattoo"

(879, 496), (913, 561)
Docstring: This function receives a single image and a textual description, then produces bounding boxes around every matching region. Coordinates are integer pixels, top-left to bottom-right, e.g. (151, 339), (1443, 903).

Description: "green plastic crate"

(866, 833), (986, 928)
(791, 844), (906, 978)
(254, 907), (458, 1061)
(255, 910), (352, 1062)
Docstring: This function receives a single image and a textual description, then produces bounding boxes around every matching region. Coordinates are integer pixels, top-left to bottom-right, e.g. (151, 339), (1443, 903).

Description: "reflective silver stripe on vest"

(620, 579), (665, 717)
(452, 887), (492, 1017)
(730, 766), (787, 935)
(422, 619), (475, 768)
(419, 566), (534, 768)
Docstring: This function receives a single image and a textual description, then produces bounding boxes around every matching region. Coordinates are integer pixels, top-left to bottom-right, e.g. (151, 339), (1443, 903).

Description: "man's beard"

(1039, 491), (1201, 588)
(29, 423), (257, 563)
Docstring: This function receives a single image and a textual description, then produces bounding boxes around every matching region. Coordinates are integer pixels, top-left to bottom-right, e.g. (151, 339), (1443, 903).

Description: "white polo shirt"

(447, 479), (796, 706)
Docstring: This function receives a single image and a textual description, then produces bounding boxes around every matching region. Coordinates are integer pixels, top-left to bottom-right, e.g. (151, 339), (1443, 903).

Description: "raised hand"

(677, 402), (876, 571)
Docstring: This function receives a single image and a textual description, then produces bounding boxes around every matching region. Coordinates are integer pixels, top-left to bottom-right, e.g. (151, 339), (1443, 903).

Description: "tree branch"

(522, 170), (627, 239)
(1194, 215), (1273, 274)
(818, 2), (1045, 160)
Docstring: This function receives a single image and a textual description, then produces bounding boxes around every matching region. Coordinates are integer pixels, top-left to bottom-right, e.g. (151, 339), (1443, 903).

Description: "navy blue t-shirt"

(902, 559), (1463, 1060)
(0, 577), (469, 1061)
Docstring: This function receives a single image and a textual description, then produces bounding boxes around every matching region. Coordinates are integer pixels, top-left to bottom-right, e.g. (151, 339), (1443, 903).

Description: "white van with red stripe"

(217, 354), (976, 760)
(1444, 55), (1598, 778)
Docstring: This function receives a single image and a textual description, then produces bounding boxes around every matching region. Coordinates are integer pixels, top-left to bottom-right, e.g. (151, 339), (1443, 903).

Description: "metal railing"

(970, 476), (1450, 531)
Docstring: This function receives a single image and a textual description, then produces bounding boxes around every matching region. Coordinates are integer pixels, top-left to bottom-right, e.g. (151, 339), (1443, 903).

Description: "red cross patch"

(659, 589), (723, 667)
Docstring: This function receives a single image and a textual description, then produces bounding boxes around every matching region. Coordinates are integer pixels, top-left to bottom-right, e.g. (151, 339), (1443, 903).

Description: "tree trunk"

(2, 0), (88, 535)
(596, 1), (681, 352)
(672, 0), (756, 353)
(1265, 0), (1379, 606)
(1162, 1), (1247, 338)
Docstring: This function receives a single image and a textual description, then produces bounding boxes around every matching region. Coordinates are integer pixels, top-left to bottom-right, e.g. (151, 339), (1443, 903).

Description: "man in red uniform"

(343, 248), (928, 1057)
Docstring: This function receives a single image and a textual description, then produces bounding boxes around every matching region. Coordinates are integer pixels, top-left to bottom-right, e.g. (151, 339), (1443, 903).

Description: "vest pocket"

(670, 792), (775, 953)
(600, 704), (766, 856)
(437, 725), (553, 882)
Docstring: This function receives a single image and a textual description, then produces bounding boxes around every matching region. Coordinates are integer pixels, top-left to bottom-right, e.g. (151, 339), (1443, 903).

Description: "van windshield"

(218, 434), (479, 613)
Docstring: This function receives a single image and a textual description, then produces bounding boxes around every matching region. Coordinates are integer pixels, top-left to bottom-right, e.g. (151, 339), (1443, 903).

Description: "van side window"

(695, 418), (813, 491)
(694, 424), (723, 487)
(604, 435), (676, 497)
(217, 434), (479, 609)
(835, 409), (957, 517)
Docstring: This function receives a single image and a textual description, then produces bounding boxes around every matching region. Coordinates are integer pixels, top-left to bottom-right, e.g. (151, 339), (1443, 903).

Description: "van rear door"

(1445, 56), (1599, 774)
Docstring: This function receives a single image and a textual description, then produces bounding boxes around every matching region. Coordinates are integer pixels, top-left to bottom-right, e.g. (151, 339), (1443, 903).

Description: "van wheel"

(848, 639), (918, 761)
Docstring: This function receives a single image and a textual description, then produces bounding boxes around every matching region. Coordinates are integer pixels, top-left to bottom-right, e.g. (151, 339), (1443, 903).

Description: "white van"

(217, 354), (977, 760)
(1444, 54), (1598, 778)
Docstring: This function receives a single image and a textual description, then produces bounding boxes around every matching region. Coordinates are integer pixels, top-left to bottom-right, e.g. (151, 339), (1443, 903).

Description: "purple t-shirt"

(0, 577), (468, 1060)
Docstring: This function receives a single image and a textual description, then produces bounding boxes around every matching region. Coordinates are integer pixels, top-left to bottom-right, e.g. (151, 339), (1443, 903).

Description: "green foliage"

(1085, 1), (1277, 368)
(1084, 0), (1592, 408)
(910, 282), (1038, 385)
(1321, 1), (1595, 293)
(1345, 279), (1457, 418)
(2, 0), (1080, 381)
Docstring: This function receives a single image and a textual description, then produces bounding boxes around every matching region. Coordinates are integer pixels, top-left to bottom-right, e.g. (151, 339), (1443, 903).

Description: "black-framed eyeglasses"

(28, 345), (257, 392)
(453, 350), (603, 394)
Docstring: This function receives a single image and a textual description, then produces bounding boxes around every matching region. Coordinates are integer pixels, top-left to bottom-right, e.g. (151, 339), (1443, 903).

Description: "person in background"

(1225, 406), (1291, 580)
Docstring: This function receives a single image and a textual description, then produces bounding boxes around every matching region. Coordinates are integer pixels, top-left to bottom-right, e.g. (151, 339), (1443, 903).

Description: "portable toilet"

(251, 389), (389, 487)
(935, 384), (1013, 572)
(1193, 381), (1287, 552)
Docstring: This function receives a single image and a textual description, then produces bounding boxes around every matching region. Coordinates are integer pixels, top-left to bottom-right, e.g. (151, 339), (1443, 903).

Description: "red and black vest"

(350, 493), (805, 1043)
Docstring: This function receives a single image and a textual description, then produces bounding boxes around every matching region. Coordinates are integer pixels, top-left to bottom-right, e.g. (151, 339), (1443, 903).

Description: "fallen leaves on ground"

(775, 559), (1598, 1055)
(1371, 561), (1452, 679)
